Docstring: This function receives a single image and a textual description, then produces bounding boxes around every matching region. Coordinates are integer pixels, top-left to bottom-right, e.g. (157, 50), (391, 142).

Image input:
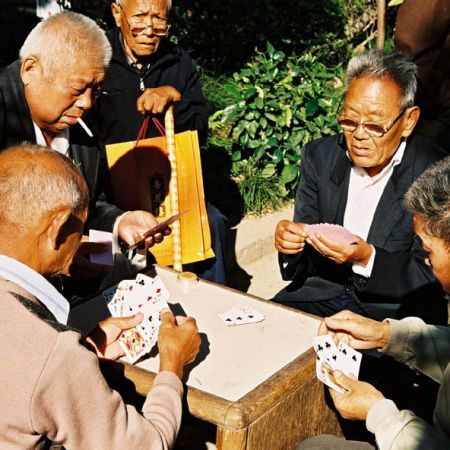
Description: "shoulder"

(405, 133), (447, 170)
(302, 134), (345, 164)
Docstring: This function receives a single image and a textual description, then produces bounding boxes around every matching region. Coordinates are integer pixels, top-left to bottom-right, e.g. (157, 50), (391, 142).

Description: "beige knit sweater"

(0, 279), (183, 449)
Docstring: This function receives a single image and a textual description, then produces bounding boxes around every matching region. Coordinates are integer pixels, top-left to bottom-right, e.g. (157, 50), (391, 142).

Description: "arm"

(278, 144), (321, 280)
(31, 332), (184, 450)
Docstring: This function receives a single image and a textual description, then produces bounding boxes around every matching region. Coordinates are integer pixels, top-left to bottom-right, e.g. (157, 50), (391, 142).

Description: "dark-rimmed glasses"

(338, 108), (406, 138)
(118, 4), (170, 37)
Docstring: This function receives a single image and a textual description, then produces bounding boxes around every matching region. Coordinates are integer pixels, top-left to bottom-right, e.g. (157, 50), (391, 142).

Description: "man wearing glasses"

(274, 50), (447, 325)
(88, 0), (228, 284)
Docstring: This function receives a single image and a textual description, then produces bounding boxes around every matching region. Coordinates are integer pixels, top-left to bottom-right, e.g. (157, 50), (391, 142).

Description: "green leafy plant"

(208, 42), (343, 213)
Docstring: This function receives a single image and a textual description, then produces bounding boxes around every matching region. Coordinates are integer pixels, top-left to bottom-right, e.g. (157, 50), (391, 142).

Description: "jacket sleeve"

(354, 236), (438, 299)
(31, 331), (183, 450)
(173, 51), (209, 147)
(366, 399), (449, 450)
(279, 143), (321, 281)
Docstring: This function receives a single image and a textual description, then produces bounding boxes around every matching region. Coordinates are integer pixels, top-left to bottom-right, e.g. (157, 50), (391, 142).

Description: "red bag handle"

(134, 115), (166, 148)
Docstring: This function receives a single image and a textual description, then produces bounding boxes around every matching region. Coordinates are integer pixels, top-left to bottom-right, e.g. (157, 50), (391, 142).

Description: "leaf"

(231, 150), (241, 162)
(266, 41), (275, 57)
(305, 99), (319, 117)
(281, 165), (298, 183)
(261, 163), (276, 178)
(388, 0), (404, 5)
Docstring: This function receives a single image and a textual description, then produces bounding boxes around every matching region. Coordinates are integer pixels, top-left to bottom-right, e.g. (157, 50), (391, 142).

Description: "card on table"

(218, 305), (265, 326)
(312, 335), (362, 393)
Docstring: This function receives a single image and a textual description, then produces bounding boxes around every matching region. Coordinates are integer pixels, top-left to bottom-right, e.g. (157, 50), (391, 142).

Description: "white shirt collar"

(0, 255), (69, 325)
(33, 122), (70, 156)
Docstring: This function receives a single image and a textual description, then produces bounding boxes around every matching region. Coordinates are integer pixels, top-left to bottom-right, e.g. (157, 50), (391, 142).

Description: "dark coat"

(87, 28), (209, 147)
(279, 133), (447, 323)
(0, 61), (122, 232)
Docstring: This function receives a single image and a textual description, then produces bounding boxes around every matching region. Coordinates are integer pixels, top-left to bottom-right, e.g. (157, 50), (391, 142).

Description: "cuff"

(366, 399), (400, 434)
(352, 245), (376, 278)
(154, 371), (184, 397)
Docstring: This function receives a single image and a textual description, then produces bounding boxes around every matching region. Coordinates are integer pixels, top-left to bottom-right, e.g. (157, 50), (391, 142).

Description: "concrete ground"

(226, 204), (294, 299)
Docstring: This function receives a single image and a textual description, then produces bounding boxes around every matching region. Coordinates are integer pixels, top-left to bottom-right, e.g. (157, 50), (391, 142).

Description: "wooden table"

(72, 266), (342, 449)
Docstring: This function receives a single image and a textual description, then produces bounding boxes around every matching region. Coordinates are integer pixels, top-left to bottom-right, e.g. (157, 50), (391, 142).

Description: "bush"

(207, 42), (343, 214)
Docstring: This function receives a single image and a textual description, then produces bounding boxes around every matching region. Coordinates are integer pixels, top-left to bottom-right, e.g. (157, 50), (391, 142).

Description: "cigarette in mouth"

(77, 118), (93, 138)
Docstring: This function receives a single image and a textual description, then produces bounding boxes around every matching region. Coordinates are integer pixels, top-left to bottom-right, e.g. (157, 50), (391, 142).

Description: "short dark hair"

(404, 156), (450, 243)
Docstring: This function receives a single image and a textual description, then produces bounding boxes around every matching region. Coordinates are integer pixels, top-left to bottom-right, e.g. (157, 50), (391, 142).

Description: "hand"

(158, 310), (201, 379)
(330, 371), (385, 421)
(118, 211), (171, 248)
(65, 238), (112, 279)
(86, 312), (144, 360)
(307, 232), (373, 265)
(275, 220), (308, 254)
(137, 86), (181, 115)
(318, 310), (390, 350)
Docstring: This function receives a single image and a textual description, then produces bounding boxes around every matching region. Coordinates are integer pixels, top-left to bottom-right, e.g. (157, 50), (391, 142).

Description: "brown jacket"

(0, 279), (183, 449)
(395, 0), (450, 117)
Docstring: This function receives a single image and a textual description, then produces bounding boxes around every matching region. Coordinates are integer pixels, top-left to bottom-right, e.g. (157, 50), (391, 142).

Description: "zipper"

(139, 77), (145, 92)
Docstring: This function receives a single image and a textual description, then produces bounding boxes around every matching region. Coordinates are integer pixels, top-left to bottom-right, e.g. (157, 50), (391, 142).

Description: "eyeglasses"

(118, 4), (170, 37)
(338, 109), (406, 138)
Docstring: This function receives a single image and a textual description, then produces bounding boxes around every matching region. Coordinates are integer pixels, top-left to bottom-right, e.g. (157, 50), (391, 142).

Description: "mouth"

(351, 146), (372, 157)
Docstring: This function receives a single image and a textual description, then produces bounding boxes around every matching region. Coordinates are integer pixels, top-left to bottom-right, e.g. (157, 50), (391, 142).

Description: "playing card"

(316, 358), (345, 393)
(304, 223), (358, 245)
(88, 229), (113, 266)
(337, 342), (362, 379)
(118, 325), (150, 364)
(218, 305), (265, 326)
(134, 273), (170, 313)
(312, 335), (337, 359)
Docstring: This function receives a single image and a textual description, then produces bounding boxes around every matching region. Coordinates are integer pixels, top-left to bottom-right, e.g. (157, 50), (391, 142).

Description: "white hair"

(19, 11), (112, 74)
(0, 144), (88, 230)
(115, 0), (172, 11)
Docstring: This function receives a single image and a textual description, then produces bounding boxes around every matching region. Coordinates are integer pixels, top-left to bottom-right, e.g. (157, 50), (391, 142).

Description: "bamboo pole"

(165, 106), (182, 272)
(376, 0), (386, 50)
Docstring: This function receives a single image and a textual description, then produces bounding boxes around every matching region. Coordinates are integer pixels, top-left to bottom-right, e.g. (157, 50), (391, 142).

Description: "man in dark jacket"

(0, 11), (169, 282)
(87, 0), (228, 284)
(274, 50), (447, 325)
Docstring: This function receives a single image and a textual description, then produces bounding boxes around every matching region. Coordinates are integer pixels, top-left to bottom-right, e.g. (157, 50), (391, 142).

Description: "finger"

(152, 232), (164, 244)
(317, 320), (329, 336)
(308, 235), (341, 259)
(163, 226), (172, 236)
(160, 310), (176, 325)
(313, 233), (347, 252)
(333, 370), (354, 391)
(112, 312), (144, 330)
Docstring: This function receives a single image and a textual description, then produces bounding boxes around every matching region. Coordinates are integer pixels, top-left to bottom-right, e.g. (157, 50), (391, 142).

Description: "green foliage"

(207, 43), (343, 213)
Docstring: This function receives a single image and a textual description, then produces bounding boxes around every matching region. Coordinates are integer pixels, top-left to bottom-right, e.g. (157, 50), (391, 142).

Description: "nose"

(74, 89), (93, 111)
(353, 122), (370, 140)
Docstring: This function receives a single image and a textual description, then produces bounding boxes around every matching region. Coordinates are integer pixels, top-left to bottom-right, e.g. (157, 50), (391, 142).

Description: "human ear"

(111, 3), (122, 28)
(401, 106), (420, 137)
(46, 207), (73, 251)
(20, 56), (40, 86)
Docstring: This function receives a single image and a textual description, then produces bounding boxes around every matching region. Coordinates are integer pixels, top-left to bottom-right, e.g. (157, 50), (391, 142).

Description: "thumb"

(333, 370), (356, 390)
(160, 310), (175, 325)
(113, 312), (144, 330)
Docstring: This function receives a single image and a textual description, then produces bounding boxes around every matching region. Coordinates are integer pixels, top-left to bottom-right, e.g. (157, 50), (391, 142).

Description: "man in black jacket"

(0, 11), (168, 280)
(87, 0), (228, 284)
(274, 50), (447, 324)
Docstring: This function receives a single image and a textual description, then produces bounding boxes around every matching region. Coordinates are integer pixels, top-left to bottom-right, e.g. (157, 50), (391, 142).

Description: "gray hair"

(345, 50), (418, 109)
(404, 156), (450, 243)
(115, 0), (172, 11)
(19, 11), (112, 75)
(0, 144), (88, 230)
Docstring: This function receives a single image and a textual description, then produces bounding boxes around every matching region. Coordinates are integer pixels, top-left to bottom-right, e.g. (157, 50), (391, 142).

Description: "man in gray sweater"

(0, 144), (200, 449)
(300, 156), (450, 449)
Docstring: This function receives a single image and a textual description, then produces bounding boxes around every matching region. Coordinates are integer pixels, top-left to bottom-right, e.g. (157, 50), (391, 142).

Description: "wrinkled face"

(21, 57), (105, 135)
(112, 0), (169, 61)
(414, 215), (450, 293)
(342, 76), (417, 177)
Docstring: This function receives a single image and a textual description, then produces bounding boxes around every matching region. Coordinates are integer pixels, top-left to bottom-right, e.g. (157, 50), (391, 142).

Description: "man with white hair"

(88, 0), (228, 284)
(0, 144), (201, 449)
(0, 11), (167, 270)
(274, 50), (447, 324)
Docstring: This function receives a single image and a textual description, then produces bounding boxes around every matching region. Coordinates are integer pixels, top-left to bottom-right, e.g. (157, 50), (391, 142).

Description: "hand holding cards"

(312, 335), (362, 393)
(102, 274), (170, 363)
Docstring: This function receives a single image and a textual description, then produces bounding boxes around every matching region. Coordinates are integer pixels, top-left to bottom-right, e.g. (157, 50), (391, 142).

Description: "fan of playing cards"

(312, 335), (362, 393)
(304, 223), (358, 245)
(102, 274), (170, 364)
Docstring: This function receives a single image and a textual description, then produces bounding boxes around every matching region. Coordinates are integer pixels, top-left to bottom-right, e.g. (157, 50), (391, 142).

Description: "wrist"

(357, 242), (373, 266)
(159, 355), (184, 379)
(378, 322), (391, 348)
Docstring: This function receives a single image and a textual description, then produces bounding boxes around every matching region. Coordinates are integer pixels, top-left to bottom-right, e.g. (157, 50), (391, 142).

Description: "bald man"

(0, 144), (200, 449)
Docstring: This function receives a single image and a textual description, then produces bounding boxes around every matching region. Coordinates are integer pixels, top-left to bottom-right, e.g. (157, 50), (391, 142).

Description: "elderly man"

(0, 11), (166, 265)
(300, 156), (450, 449)
(87, 0), (228, 284)
(274, 50), (447, 324)
(0, 143), (200, 449)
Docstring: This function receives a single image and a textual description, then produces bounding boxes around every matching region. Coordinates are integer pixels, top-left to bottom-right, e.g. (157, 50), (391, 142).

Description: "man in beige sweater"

(0, 144), (201, 449)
